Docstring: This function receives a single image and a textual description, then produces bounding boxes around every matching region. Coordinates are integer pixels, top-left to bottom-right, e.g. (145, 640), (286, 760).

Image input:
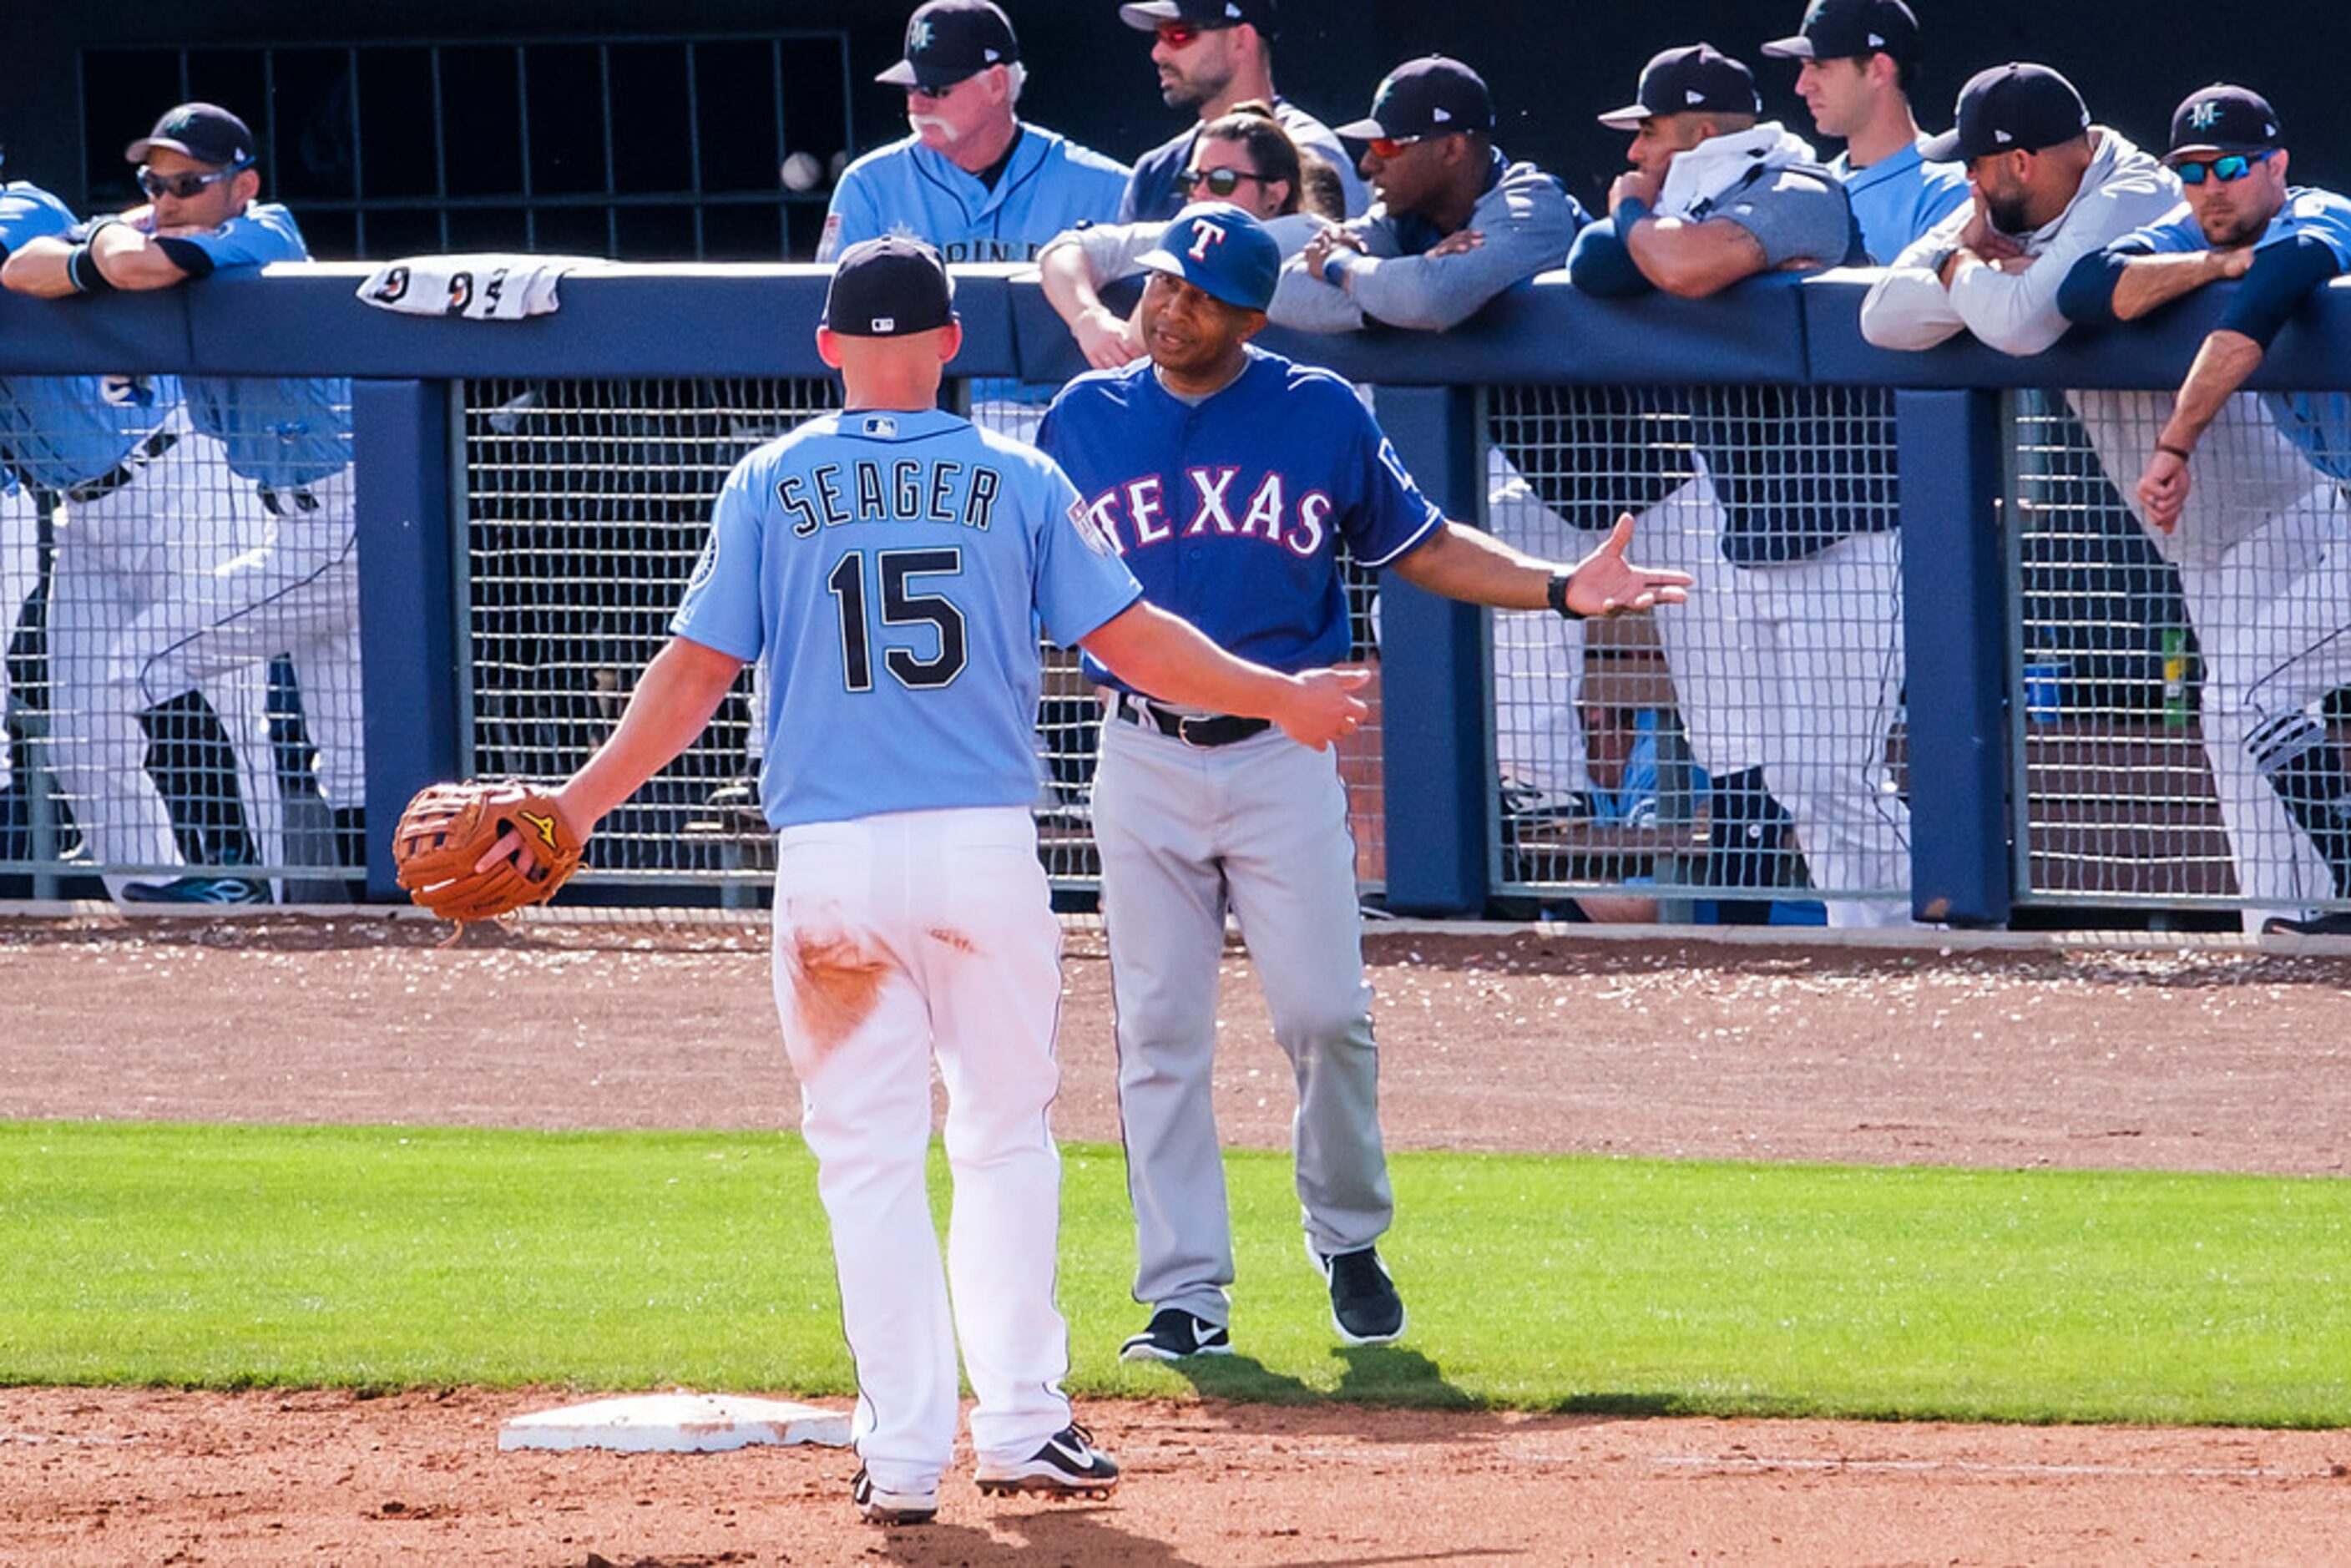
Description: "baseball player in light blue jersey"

(478, 235), (1368, 1525)
(2060, 85), (2351, 935)
(8, 104), (361, 895)
(817, 1), (1128, 266)
(0, 157), (282, 903)
(1039, 205), (1688, 1361)
(1762, 0), (1965, 263)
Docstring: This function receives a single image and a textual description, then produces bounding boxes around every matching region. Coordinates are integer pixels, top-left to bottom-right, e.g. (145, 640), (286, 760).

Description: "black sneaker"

(2264, 912), (2351, 937)
(1314, 1243), (1407, 1346)
(974, 1423), (1120, 1499)
(121, 874), (270, 906)
(1117, 1305), (1232, 1363)
(851, 1464), (938, 1525)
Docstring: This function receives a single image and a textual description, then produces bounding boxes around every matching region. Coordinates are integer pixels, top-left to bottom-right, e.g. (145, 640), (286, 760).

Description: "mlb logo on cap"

(822, 235), (958, 337)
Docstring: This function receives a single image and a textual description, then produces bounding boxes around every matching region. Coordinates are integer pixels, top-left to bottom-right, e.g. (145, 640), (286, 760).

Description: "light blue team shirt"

(671, 407), (1144, 830)
(156, 201), (351, 488)
(1832, 139), (1968, 263)
(0, 183), (179, 491)
(817, 124), (1129, 264)
(2114, 186), (2351, 481)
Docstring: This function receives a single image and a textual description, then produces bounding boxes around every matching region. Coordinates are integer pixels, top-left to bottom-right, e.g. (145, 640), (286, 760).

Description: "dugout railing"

(0, 263), (2345, 927)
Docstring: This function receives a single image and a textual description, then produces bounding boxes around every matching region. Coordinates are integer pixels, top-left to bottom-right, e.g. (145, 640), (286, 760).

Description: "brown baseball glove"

(393, 780), (586, 923)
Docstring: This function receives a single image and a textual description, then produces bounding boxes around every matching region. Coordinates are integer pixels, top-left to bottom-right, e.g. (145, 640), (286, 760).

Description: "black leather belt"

(1115, 692), (1272, 749)
(63, 428), (178, 505)
(257, 483), (321, 517)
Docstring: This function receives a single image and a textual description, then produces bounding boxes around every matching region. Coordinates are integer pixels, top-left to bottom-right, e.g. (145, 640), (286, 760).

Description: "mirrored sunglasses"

(1179, 165), (1270, 199)
(2175, 150), (2271, 185)
(136, 163), (247, 200)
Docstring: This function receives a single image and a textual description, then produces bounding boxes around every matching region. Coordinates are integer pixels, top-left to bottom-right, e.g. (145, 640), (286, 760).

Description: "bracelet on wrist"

(1547, 570), (1585, 621)
(65, 243), (115, 296)
(2156, 441), (2193, 462)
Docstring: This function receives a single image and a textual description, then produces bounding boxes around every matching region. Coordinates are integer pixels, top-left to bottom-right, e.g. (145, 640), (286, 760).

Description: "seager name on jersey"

(1076, 469), (1333, 560)
(778, 458), (1002, 538)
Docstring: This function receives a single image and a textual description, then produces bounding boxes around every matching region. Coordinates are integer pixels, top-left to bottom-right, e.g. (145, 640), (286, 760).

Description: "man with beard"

(1113, 0), (1364, 223)
(2058, 84), (2351, 936)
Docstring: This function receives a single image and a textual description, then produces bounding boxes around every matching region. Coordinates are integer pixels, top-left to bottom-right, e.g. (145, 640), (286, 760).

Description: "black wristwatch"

(1546, 570), (1585, 620)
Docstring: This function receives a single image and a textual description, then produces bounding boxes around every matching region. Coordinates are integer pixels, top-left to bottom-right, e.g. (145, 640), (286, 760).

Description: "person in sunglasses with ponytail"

(1039, 102), (1340, 369)
(1274, 55), (1588, 335)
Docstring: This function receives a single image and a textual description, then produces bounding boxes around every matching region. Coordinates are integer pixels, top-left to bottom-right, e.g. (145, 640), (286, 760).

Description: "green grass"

(2, 1120), (2346, 1427)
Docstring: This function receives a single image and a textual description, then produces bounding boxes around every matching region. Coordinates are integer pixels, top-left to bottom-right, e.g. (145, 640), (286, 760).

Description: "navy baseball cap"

(126, 103), (255, 169)
(1118, 0), (1278, 37)
(876, 0), (1019, 91)
(1598, 44), (1761, 129)
(1136, 202), (1282, 312)
(822, 235), (958, 337)
(1334, 57), (1495, 142)
(2166, 84), (2283, 163)
(1922, 63), (2091, 162)
(1761, 0), (1921, 63)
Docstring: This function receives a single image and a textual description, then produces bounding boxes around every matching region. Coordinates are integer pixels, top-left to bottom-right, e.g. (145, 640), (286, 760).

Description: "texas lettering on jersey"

(1075, 467), (1334, 559)
(777, 458), (1003, 537)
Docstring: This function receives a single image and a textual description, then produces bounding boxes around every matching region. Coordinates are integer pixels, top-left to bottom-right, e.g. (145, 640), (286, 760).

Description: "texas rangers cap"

(876, 0), (1019, 92)
(1118, 0), (1278, 37)
(2166, 84), (2283, 163)
(1761, 0), (1921, 63)
(125, 103), (255, 169)
(1922, 63), (2091, 163)
(1333, 57), (1495, 142)
(822, 235), (958, 337)
(1597, 44), (1761, 129)
(1136, 202), (1282, 312)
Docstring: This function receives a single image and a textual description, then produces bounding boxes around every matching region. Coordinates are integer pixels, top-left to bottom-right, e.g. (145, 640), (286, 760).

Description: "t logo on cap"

(1185, 218), (1230, 262)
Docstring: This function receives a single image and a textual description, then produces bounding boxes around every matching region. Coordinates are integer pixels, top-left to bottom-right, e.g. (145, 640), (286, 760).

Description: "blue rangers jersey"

(2111, 187), (2351, 482)
(817, 124), (1129, 264)
(0, 183), (178, 492)
(1037, 346), (1443, 684)
(1832, 139), (1968, 264)
(671, 407), (1142, 830)
(155, 202), (351, 488)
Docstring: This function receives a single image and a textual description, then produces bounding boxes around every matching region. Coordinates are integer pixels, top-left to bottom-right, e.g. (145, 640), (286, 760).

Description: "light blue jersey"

(672, 407), (1143, 829)
(0, 184), (178, 491)
(1832, 139), (1967, 263)
(158, 201), (351, 488)
(2116, 187), (2351, 481)
(817, 124), (1129, 264)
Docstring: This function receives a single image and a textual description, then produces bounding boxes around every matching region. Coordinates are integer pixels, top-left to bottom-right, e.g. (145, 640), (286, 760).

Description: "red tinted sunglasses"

(1366, 134), (1425, 159)
(1155, 20), (1232, 48)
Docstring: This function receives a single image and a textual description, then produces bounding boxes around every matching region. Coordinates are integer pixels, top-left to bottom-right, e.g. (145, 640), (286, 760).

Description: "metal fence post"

(352, 379), (461, 903)
(1895, 388), (2011, 926)
(1374, 384), (1488, 916)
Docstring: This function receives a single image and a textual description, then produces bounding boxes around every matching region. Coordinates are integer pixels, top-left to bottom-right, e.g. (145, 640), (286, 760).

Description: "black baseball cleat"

(1118, 1305), (1232, 1362)
(1313, 1243), (1408, 1346)
(851, 1464), (938, 1525)
(975, 1423), (1120, 1500)
(2263, 912), (2351, 937)
(121, 874), (270, 906)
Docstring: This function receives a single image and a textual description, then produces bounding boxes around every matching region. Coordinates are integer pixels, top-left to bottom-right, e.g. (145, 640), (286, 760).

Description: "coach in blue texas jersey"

(2060, 83), (2351, 937)
(8, 102), (362, 901)
(1039, 204), (1689, 1363)
(817, 0), (1130, 264)
(488, 235), (1367, 1525)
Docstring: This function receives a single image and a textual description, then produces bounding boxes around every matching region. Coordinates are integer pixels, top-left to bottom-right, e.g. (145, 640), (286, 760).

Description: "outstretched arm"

(1387, 513), (1692, 615)
(1079, 599), (1369, 751)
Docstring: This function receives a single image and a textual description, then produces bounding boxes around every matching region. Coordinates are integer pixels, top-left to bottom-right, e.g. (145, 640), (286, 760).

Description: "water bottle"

(2161, 626), (2189, 727)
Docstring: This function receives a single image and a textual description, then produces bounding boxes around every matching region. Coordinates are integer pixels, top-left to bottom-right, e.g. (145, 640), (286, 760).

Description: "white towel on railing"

(355, 254), (604, 320)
